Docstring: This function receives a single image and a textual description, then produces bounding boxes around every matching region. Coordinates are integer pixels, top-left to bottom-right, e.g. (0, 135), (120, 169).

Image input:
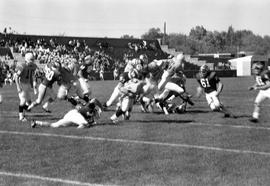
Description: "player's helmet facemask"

(252, 63), (264, 75)
(200, 65), (210, 77)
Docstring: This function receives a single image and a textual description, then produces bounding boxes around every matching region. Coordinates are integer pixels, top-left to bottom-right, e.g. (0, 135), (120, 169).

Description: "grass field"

(0, 77), (270, 186)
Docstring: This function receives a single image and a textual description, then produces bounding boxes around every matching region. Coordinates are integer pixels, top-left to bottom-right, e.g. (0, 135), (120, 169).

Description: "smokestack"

(163, 22), (166, 44)
(164, 22), (166, 35)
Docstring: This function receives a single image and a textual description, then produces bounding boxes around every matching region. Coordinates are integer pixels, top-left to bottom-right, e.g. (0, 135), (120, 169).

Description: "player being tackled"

(31, 98), (103, 128)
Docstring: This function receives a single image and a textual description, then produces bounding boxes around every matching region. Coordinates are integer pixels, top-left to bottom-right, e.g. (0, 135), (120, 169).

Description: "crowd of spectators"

(1, 37), (121, 75)
(0, 32), (169, 81)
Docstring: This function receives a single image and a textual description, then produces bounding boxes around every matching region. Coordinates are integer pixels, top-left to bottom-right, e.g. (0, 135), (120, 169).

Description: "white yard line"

(188, 122), (270, 130)
(0, 130), (270, 156)
(0, 171), (116, 186)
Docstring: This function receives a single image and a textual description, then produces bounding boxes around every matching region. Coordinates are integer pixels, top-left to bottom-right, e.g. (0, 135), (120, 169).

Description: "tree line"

(135, 26), (270, 55)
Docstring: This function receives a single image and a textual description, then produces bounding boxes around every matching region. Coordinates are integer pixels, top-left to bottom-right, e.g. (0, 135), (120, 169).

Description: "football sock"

(83, 94), (90, 102)
(19, 105), (24, 113)
(115, 107), (124, 117)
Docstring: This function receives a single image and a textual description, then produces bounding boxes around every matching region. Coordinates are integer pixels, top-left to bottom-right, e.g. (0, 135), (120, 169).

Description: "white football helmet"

(173, 53), (185, 70)
(139, 54), (148, 64)
(200, 64), (210, 77)
(252, 62), (264, 75)
(25, 53), (35, 64)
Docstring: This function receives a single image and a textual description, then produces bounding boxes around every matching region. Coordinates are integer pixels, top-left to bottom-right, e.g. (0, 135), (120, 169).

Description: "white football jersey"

(124, 58), (143, 73)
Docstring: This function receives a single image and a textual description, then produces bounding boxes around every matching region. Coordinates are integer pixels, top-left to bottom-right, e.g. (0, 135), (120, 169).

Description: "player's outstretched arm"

(216, 82), (223, 96)
(254, 81), (270, 90)
(248, 83), (258, 91)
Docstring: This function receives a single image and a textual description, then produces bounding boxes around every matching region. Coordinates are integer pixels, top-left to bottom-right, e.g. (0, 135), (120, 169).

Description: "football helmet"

(139, 54), (148, 64)
(25, 53), (35, 64)
(200, 64), (210, 77)
(52, 60), (61, 71)
(175, 53), (184, 62)
(252, 62), (264, 75)
(128, 68), (139, 79)
(84, 55), (93, 65)
(173, 53), (185, 71)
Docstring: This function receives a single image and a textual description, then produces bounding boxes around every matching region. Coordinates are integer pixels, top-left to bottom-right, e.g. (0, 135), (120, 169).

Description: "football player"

(31, 98), (102, 128)
(99, 65), (105, 80)
(135, 56), (169, 113)
(4, 70), (13, 85)
(14, 53), (38, 121)
(103, 54), (147, 109)
(110, 69), (145, 123)
(154, 70), (194, 114)
(27, 60), (62, 112)
(139, 54), (192, 113)
(56, 62), (80, 101)
(195, 64), (234, 117)
(76, 55), (93, 102)
(113, 66), (120, 80)
(157, 53), (185, 91)
(248, 62), (270, 122)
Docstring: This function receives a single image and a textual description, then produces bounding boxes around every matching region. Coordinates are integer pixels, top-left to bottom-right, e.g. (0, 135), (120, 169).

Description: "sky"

(0, 0), (270, 38)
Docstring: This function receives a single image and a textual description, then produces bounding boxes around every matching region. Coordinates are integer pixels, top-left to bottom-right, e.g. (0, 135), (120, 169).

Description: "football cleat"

(19, 117), (27, 122)
(162, 105), (169, 115)
(92, 108), (102, 120)
(110, 114), (119, 124)
(249, 117), (259, 123)
(140, 101), (149, 113)
(102, 103), (108, 111)
(123, 111), (131, 120)
(180, 93), (194, 106)
(91, 121), (97, 126)
(27, 105), (33, 111)
(31, 120), (37, 128)
(77, 124), (88, 129)
(146, 100), (154, 113)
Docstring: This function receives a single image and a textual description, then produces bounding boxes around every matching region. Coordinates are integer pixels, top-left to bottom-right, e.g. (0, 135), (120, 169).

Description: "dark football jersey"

(146, 61), (164, 81)
(42, 66), (61, 88)
(16, 63), (37, 84)
(77, 102), (96, 123)
(255, 70), (270, 86)
(119, 72), (130, 84)
(196, 71), (220, 93)
(59, 67), (77, 84)
(170, 72), (186, 88)
(79, 63), (91, 79)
